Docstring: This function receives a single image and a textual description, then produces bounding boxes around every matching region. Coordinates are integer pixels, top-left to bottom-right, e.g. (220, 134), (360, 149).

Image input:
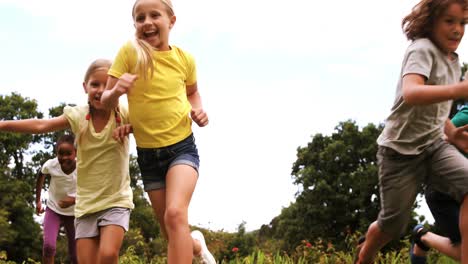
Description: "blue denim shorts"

(136, 134), (200, 191)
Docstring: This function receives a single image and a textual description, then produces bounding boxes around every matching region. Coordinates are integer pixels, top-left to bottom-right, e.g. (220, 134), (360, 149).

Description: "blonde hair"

(131, 0), (175, 80)
(77, 59), (113, 145)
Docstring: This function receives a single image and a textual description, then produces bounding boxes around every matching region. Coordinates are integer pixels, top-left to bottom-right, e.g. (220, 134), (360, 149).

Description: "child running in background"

(354, 0), (468, 263)
(0, 59), (134, 264)
(35, 134), (77, 264)
(101, 0), (215, 263)
(410, 104), (468, 263)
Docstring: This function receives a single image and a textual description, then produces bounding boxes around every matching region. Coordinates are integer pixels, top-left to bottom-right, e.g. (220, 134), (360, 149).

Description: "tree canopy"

(262, 120), (422, 250)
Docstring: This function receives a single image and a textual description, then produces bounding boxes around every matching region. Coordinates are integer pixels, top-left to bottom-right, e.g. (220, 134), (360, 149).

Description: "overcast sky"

(3, 0), (467, 231)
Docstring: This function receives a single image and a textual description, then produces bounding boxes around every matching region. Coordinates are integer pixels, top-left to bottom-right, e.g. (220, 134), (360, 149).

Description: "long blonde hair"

(77, 59), (115, 145)
(131, 0), (175, 80)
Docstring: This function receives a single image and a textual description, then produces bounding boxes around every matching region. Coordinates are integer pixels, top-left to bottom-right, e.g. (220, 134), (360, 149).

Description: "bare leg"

(76, 237), (99, 264)
(356, 221), (393, 264)
(459, 195), (468, 263)
(165, 165), (197, 263)
(193, 238), (202, 256)
(420, 231), (460, 261)
(148, 189), (168, 240)
(98, 225), (125, 264)
(411, 243), (428, 257)
(148, 164), (198, 264)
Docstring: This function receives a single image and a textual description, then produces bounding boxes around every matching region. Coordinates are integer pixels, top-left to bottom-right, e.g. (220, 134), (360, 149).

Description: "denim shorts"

(136, 134), (200, 191)
(425, 187), (461, 244)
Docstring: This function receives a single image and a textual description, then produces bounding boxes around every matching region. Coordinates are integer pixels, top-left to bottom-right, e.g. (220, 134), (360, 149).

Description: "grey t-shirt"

(377, 38), (461, 155)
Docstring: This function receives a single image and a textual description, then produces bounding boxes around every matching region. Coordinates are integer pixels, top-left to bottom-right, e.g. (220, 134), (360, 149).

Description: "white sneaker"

(191, 230), (216, 264)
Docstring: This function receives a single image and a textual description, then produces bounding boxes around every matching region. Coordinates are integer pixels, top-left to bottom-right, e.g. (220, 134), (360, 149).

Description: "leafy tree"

(264, 120), (421, 251)
(0, 161), (42, 262)
(0, 92), (43, 180)
(0, 93), (49, 262)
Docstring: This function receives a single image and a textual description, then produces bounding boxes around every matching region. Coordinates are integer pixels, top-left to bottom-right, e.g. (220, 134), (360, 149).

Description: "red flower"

(232, 247), (239, 253)
(306, 242), (312, 248)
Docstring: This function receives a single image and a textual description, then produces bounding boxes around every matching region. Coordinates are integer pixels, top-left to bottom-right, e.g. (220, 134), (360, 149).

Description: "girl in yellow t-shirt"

(0, 59), (134, 264)
(101, 0), (215, 263)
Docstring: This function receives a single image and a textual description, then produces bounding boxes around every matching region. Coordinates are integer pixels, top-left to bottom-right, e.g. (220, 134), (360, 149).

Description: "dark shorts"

(136, 134), (200, 191)
(376, 139), (468, 237)
(425, 188), (461, 244)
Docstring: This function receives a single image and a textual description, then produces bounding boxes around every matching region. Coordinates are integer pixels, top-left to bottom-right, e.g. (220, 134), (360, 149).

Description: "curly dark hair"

(402, 0), (468, 40)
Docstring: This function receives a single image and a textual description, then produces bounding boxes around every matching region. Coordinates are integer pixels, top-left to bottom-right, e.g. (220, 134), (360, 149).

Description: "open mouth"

(143, 30), (158, 39)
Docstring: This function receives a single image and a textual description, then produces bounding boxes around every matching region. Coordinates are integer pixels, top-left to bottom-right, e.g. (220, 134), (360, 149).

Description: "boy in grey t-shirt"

(355, 1), (468, 263)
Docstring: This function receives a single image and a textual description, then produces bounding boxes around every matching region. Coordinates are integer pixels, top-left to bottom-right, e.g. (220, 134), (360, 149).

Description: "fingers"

(117, 73), (138, 94)
(458, 124), (468, 131)
(191, 109), (209, 127)
(112, 125), (132, 142)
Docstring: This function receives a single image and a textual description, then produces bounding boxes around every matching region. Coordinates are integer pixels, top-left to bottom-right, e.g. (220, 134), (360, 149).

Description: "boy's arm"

(35, 171), (47, 215)
(402, 74), (468, 105)
(186, 82), (209, 127)
(0, 115), (69, 134)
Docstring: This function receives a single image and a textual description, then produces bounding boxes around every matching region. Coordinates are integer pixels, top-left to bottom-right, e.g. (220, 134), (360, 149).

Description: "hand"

(113, 124), (132, 143)
(447, 124), (468, 153)
(58, 196), (75, 208)
(35, 201), (45, 215)
(190, 108), (209, 127)
(115, 73), (138, 96)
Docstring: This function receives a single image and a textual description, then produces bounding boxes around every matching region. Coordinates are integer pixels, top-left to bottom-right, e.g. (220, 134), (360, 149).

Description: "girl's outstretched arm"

(187, 82), (209, 127)
(102, 74), (138, 109)
(0, 115), (70, 134)
(402, 74), (468, 105)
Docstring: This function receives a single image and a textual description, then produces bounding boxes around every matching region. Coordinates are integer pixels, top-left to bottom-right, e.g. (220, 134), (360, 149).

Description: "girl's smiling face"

(83, 68), (109, 110)
(133, 0), (176, 51)
(56, 142), (76, 174)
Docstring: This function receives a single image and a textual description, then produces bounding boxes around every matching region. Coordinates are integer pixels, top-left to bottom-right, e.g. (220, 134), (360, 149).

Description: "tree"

(0, 93), (45, 261)
(264, 120), (422, 251)
(0, 92), (43, 180)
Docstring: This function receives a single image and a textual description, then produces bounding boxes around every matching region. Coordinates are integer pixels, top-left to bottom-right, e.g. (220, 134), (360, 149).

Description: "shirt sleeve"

(109, 41), (136, 78)
(41, 159), (52, 174)
(63, 105), (84, 134)
(452, 108), (468, 127)
(402, 40), (434, 80)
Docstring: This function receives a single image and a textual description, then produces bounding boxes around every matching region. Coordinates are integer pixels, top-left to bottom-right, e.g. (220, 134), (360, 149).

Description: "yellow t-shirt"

(63, 105), (134, 218)
(108, 41), (196, 148)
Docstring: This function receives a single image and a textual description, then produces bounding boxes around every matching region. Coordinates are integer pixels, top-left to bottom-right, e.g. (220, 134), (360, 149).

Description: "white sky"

(3, 0), (467, 231)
